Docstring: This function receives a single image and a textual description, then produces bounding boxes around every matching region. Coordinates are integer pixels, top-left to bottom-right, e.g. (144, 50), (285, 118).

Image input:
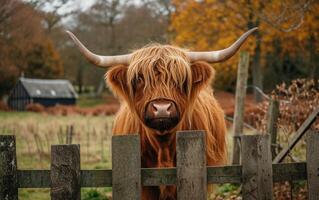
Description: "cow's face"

(107, 45), (214, 134)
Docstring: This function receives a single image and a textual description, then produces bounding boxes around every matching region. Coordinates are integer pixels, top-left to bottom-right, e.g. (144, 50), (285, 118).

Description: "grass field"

(0, 111), (114, 199)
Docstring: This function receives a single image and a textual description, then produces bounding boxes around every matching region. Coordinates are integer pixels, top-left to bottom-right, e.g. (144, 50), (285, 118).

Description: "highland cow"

(67, 27), (257, 200)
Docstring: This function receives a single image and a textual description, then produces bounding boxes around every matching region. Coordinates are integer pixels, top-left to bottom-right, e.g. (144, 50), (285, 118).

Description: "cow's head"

(66, 28), (257, 134)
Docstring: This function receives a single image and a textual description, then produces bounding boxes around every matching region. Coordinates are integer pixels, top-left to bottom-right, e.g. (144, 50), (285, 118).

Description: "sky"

(77, 0), (95, 9)
(68, 0), (96, 11)
(40, 0), (95, 13)
(42, 0), (142, 13)
(24, 0), (143, 26)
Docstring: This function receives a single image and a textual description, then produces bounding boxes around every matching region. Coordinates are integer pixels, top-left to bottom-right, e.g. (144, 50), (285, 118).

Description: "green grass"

(82, 188), (112, 200)
(77, 96), (106, 108)
(18, 188), (112, 200)
(19, 189), (50, 200)
(213, 183), (240, 199)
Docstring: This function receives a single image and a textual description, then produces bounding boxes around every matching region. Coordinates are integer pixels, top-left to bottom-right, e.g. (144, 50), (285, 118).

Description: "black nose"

(144, 99), (180, 132)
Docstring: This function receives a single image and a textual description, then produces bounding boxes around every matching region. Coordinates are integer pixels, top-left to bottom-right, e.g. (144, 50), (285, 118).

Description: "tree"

(0, 0), (22, 25)
(27, 0), (76, 33)
(170, 0), (318, 100)
(0, 1), (64, 97)
(25, 40), (63, 78)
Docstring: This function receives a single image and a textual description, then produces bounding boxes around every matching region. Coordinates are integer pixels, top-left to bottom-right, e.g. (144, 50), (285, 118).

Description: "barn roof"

(19, 78), (78, 99)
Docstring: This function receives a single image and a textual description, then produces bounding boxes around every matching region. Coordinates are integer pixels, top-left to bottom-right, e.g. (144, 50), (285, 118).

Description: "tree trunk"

(308, 33), (318, 78)
(252, 32), (263, 103)
(96, 77), (105, 97)
(247, 0), (263, 103)
(77, 64), (84, 94)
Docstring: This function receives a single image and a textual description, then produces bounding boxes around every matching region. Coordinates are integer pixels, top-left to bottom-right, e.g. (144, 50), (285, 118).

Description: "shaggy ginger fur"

(106, 44), (226, 200)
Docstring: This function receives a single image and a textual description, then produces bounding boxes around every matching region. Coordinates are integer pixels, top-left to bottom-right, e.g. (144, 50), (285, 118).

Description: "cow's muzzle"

(144, 99), (180, 132)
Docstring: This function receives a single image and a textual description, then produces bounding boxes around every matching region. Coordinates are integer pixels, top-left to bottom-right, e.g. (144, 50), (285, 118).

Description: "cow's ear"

(190, 61), (215, 93)
(106, 65), (129, 100)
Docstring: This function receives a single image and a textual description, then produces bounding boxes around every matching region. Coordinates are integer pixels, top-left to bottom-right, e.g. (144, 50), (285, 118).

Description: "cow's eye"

(135, 75), (144, 85)
(133, 75), (144, 91)
(137, 76), (144, 83)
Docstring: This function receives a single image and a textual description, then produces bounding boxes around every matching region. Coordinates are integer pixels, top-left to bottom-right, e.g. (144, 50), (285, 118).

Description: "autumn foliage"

(170, 0), (319, 91)
(246, 78), (319, 138)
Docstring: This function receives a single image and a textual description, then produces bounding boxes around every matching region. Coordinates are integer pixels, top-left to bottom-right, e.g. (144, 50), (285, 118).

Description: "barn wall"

(33, 98), (76, 107)
(7, 82), (31, 111)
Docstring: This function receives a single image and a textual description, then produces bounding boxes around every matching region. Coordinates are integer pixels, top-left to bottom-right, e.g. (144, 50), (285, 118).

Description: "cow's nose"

(146, 99), (177, 118)
(152, 102), (172, 117)
(144, 99), (180, 132)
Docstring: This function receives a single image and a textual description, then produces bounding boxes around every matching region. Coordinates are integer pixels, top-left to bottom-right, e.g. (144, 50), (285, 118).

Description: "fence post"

(266, 99), (279, 159)
(241, 134), (273, 200)
(306, 130), (319, 200)
(112, 135), (141, 200)
(176, 130), (207, 200)
(51, 144), (81, 200)
(0, 135), (18, 200)
(232, 51), (250, 165)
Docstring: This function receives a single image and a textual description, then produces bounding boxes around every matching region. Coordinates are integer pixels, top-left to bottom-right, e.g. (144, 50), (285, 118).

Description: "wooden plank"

(273, 108), (319, 163)
(50, 144), (81, 200)
(176, 130), (207, 200)
(241, 135), (273, 200)
(16, 162), (308, 188)
(272, 162), (306, 182)
(266, 99), (279, 158)
(81, 170), (112, 187)
(142, 167), (176, 186)
(232, 51), (250, 165)
(18, 170), (50, 188)
(306, 131), (319, 200)
(207, 165), (242, 184)
(18, 170), (112, 188)
(0, 135), (18, 200)
(19, 167), (236, 188)
(112, 135), (141, 200)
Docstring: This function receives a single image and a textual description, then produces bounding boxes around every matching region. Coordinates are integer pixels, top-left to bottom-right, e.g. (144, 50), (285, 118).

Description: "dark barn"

(8, 77), (78, 110)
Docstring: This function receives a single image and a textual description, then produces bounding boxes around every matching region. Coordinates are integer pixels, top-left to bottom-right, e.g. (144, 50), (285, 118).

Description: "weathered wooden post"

(232, 51), (250, 165)
(0, 135), (18, 200)
(306, 130), (319, 200)
(51, 144), (81, 200)
(177, 130), (207, 200)
(112, 135), (141, 200)
(266, 99), (279, 158)
(241, 134), (273, 200)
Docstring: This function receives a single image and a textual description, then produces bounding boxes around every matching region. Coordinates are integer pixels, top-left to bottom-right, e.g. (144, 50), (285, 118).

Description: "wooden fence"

(0, 130), (318, 200)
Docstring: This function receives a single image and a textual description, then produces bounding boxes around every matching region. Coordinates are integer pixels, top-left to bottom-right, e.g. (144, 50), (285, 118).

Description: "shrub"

(0, 100), (10, 111)
(26, 103), (45, 113)
(247, 79), (319, 133)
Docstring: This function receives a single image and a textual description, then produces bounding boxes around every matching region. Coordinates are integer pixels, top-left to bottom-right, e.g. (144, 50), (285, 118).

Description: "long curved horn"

(66, 31), (131, 67)
(186, 27), (258, 63)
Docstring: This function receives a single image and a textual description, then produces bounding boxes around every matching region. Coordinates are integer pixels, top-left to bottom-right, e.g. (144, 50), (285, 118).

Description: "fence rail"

(1, 130), (318, 200)
(17, 162), (307, 188)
